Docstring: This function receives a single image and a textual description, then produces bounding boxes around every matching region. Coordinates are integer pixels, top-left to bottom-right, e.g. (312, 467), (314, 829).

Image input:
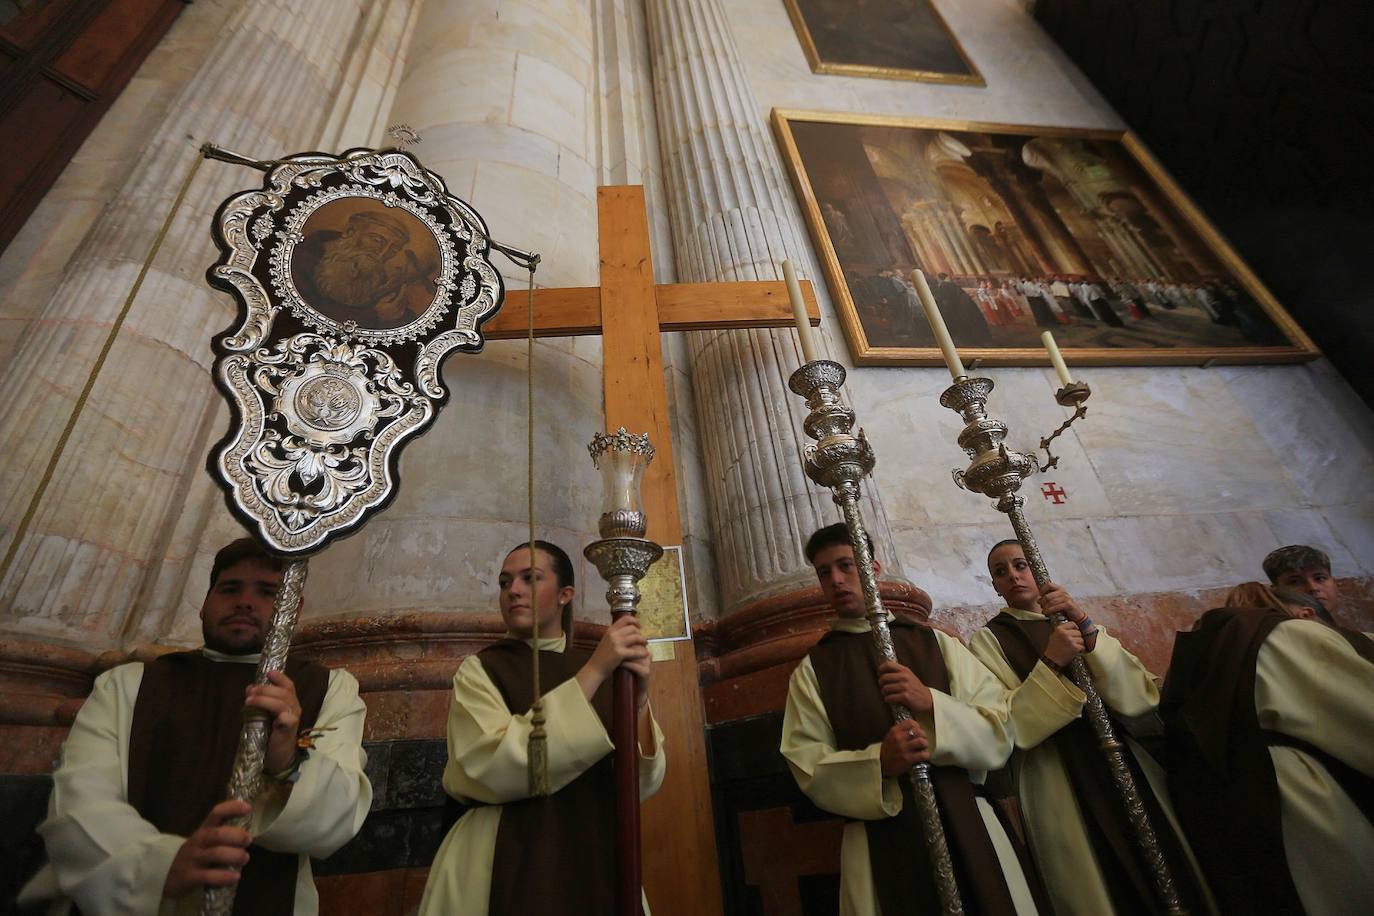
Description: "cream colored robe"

(416, 634), (666, 916)
(1256, 620), (1374, 916)
(969, 607), (1213, 916)
(20, 650), (372, 916)
(781, 617), (1040, 916)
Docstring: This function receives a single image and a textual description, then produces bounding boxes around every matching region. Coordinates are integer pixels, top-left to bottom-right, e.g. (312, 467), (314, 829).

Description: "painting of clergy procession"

(782, 0), (983, 85)
(773, 110), (1318, 366)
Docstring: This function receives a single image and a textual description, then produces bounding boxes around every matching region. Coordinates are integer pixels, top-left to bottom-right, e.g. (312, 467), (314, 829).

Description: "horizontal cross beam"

(480, 279), (821, 340)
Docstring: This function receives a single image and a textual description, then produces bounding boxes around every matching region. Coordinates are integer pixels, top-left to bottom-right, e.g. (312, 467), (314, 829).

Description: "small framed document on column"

(638, 545), (690, 659)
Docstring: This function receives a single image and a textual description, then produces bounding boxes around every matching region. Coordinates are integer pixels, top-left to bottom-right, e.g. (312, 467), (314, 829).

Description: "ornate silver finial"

(588, 426), (656, 463)
(387, 123), (421, 148)
(588, 428), (656, 539)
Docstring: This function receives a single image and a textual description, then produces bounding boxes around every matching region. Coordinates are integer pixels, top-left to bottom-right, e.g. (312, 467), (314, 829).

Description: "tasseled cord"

(523, 259), (551, 798)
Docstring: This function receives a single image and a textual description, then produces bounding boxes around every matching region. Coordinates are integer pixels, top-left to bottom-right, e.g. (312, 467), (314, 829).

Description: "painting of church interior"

(778, 113), (1307, 364)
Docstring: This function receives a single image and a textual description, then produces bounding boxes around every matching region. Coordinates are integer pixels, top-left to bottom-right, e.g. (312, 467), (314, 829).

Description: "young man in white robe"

(781, 524), (1042, 916)
(1263, 544), (1342, 617)
(1162, 583), (1374, 916)
(969, 539), (1213, 916)
(21, 538), (372, 916)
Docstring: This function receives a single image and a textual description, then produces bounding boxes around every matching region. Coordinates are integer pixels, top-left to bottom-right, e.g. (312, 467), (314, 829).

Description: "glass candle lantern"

(587, 427), (656, 538)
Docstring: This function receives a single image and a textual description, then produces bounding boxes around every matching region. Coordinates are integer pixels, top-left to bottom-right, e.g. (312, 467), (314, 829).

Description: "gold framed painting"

(782, 0), (983, 86)
(771, 108), (1319, 367)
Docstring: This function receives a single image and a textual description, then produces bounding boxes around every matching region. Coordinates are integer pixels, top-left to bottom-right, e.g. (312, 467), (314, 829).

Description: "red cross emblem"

(1041, 482), (1067, 504)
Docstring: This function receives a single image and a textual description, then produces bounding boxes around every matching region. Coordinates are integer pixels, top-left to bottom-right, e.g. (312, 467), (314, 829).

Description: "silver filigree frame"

(207, 148), (505, 555)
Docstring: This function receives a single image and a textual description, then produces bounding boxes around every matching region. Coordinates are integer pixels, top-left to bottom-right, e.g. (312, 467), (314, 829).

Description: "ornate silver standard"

(199, 134), (525, 915)
(787, 360), (965, 916)
(584, 428), (663, 916)
(938, 374), (1186, 916)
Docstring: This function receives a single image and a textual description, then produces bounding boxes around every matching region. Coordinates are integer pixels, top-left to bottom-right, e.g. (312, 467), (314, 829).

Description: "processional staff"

(195, 132), (538, 914)
(584, 429), (663, 916)
(783, 261), (966, 916)
(912, 269), (1186, 916)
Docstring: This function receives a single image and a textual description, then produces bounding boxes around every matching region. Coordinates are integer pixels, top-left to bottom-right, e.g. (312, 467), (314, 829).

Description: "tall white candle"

(911, 269), (965, 379)
(1040, 331), (1073, 386)
(783, 259), (819, 364)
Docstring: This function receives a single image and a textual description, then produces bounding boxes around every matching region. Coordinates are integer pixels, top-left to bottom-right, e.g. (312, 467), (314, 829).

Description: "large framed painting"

(782, 0), (982, 86)
(772, 109), (1319, 367)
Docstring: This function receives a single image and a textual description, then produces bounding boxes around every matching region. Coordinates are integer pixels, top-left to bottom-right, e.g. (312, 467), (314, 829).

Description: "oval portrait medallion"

(289, 196), (443, 333)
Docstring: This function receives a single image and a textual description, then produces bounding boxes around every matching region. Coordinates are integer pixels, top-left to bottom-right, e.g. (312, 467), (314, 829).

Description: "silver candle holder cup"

(584, 428), (663, 611)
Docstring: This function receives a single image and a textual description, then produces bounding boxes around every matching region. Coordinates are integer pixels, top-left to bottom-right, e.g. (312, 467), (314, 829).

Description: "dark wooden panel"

(55, 0), (169, 89)
(0, 0), (81, 49)
(0, 0), (184, 252)
(0, 75), (87, 204)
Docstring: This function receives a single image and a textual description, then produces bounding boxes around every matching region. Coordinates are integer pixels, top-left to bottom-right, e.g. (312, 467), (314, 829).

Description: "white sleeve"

(34, 664), (185, 916)
(780, 656), (902, 821)
(928, 633), (1015, 773)
(252, 668), (372, 858)
(441, 656), (616, 805)
(1255, 621), (1374, 775)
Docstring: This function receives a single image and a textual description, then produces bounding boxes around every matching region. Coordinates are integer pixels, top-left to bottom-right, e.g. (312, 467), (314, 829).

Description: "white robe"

(416, 634), (666, 916)
(20, 649), (371, 916)
(969, 608), (1214, 916)
(780, 617), (1040, 916)
(1256, 621), (1374, 916)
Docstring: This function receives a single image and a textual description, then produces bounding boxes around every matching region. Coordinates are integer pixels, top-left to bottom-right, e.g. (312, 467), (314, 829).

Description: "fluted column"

(0, 0), (385, 646)
(276, 0), (612, 629)
(645, 0), (905, 614)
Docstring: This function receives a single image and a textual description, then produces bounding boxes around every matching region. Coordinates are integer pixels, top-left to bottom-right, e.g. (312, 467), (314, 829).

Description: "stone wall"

(3, 1), (1374, 912)
(720, 0), (1374, 647)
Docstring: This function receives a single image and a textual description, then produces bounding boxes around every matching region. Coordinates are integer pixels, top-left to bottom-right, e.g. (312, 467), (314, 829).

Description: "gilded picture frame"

(771, 108), (1320, 367)
(781, 0), (983, 86)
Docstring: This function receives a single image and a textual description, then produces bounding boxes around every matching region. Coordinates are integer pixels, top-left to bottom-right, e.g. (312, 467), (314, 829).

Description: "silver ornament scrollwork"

(207, 148), (504, 555)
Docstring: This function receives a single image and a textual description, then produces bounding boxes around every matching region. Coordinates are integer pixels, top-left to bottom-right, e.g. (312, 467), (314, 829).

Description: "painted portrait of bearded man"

(291, 201), (441, 330)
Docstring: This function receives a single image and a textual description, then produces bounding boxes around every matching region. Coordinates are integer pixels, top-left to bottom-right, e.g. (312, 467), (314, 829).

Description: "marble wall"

(0, 0), (691, 652)
(0, 0), (1366, 677)
(721, 0), (1374, 643)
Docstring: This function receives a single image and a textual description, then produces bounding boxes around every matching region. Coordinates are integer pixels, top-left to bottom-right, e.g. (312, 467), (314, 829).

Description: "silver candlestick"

(789, 360), (964, 916)
(939, 374), (1185, 916)
(584, 428), (663, 916)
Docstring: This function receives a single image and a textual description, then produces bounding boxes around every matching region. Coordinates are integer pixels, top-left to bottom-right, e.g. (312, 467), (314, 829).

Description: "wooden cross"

(487, 186), (818, 916)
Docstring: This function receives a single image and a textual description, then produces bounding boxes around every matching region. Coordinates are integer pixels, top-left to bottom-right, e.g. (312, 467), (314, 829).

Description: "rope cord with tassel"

(523, 259), (551, 797)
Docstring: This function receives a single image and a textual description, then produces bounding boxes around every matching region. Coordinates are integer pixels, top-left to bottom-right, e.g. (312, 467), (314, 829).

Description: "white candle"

(1040, 330), (1073, 386)
(783, 259), (819, 364)
(911, 269), (965, 379)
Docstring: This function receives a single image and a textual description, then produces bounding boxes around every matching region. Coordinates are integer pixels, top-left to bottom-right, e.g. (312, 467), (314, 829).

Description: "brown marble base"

(291, 612), (607, 742)
(2, 578), (1369, 768)
(694, 580), (931, 724)
(695, 576), (1374, 724)
(315, 866), (430, 916)
(0, 614), (608, 771)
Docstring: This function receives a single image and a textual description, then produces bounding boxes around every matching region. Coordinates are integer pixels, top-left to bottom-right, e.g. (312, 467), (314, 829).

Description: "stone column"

(1016, 171), (1096, 274)
(972, 157), (1059, 273)
(645, 0), (906, 615)
(0, 0), (386, 647)
(284, 0), (613, 630)
(938, 205), (988, 275)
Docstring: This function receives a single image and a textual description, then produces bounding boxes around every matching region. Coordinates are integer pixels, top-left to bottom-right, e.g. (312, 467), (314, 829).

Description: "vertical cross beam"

(597, 185), (724, 915)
